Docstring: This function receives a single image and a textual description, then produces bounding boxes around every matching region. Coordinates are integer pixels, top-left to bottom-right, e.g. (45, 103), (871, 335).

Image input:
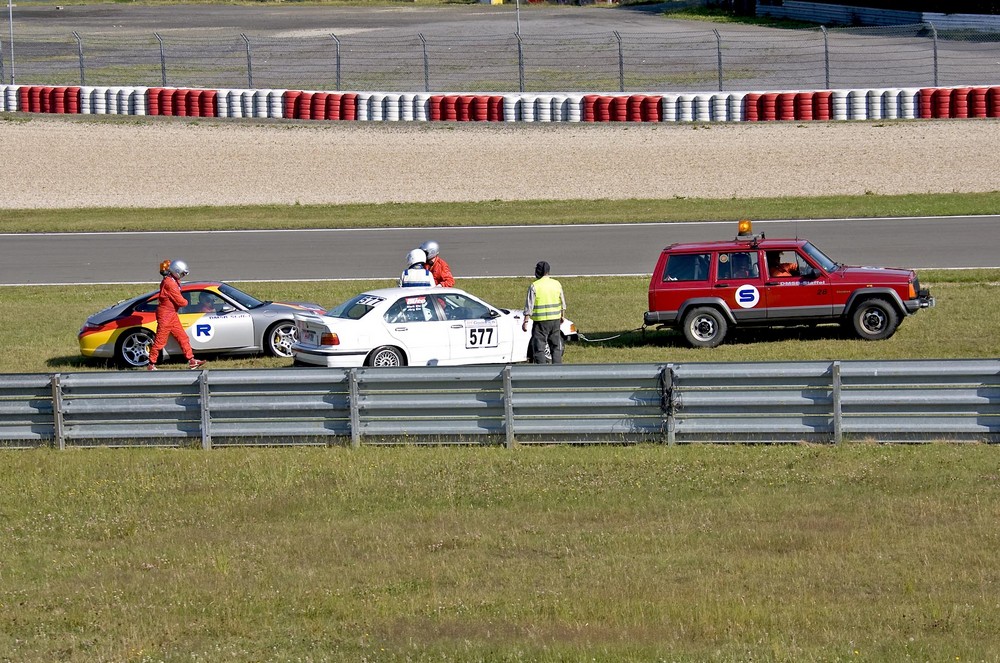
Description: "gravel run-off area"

(2, 116), (999, 209)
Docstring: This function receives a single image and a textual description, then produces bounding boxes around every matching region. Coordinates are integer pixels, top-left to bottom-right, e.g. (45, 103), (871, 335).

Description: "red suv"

(645, 220), (935, 347)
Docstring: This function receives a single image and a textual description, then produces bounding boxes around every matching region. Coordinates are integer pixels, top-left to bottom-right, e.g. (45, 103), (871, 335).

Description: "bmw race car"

(291, 286), (578, 368)
(79, 281), (325, 368)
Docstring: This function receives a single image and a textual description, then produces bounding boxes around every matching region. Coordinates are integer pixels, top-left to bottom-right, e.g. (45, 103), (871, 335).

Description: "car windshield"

(219, 283), (264, 309)
(802, 242), (838, 272)
(326, 294), (386, 320)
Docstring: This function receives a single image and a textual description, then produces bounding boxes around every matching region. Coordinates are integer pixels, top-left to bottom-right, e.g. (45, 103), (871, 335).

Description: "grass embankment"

(2, 192), (1000, 232)
(2, 270), (998, 373)
(1, 445), (998, 661)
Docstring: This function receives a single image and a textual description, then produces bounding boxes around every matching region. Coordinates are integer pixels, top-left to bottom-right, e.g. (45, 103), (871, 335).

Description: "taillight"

(320, 333), (340, 346)
(908, 282), (917, 299)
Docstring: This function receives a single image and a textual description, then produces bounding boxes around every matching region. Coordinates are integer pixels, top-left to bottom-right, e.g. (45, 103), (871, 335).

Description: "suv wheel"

(682, 307), (728, 348)
(851, 298), (899, 341)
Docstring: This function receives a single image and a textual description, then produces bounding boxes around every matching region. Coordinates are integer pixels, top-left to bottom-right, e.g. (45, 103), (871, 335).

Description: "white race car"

(291, 286), (578, 367)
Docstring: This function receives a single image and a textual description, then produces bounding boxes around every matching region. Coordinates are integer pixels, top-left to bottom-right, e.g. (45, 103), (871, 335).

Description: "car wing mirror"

(489, 309), (501, 319)
(219, 305), (236, 314)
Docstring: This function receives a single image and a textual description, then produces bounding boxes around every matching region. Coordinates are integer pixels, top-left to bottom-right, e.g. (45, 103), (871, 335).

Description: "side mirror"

(219, 305), (236, 314)
(488, 309), (501, 319)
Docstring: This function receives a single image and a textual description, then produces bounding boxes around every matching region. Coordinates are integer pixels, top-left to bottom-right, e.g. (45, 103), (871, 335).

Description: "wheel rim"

(860, 307), (887, 334)
(371, 349), (401, 367)
(691, 315), (717, 342)
(269, 323), (297, 357)
(122, 331), (153, 367)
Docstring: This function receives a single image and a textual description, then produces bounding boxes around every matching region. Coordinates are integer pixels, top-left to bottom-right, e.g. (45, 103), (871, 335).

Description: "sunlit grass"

(1, 444), (999, 661)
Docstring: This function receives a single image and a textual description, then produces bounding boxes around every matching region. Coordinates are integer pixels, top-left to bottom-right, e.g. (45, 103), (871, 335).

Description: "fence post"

(926, 22), (938, 87)
(614, 31), (624, 93)
(50, 374), (65, 450)
(155, 32), (167, 86)
(419, 33), (429, 93)
(242, 33), (253, 89)
(714, 29), (723, 92)
(349, 368), (360, 449)
(199, 371), (212, 450)
(659, 364), (675, 445)
(821, 26), (830, 89)
(331, 33), (341, 91)
(503, 365), (515, 449)
(0, 37), (5, 85)
(73, 31), (85, 86)
(832, 360), (842, 444)
(516, 32), (525, 93)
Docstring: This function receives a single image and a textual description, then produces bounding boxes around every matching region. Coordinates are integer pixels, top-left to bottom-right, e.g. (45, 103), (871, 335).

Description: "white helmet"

(405, 249), (427, 268)
(168, 259), (189, 279)
(419, 240), (440, 260)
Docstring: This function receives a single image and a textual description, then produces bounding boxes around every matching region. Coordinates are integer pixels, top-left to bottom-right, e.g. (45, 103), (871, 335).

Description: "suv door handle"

(714, 283), (730, 288)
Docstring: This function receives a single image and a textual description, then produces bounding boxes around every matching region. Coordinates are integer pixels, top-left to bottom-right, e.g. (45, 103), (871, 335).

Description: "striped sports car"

(79, 281), (324, 368)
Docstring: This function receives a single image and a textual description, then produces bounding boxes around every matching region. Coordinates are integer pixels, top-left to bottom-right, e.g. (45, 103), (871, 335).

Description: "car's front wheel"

(366, 346), (406, 367)
(116, 328), (155, 368)
(682, 307), (728, 348)
(851, 298), (899, 341)
(265, 320), (297, 357)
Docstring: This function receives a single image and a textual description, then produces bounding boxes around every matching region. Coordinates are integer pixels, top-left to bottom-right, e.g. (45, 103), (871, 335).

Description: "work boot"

(188, 358), (206, 370)
(146, 363), (158, 371)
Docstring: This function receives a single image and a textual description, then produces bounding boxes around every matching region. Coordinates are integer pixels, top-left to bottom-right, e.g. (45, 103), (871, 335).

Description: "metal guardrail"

(2, 23), (999, 92)
(1, 360), (997, 448)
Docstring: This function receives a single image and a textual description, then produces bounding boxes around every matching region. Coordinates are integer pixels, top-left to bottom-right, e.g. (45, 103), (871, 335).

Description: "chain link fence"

(2, 23), (998, 92)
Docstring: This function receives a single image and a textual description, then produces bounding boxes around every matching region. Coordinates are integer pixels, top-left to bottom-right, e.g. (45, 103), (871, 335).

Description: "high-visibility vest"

(531, 276), (563, 321)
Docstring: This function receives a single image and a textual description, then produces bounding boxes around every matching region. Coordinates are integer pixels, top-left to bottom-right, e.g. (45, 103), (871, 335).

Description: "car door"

(383, 294), (452, 366)
(436, 292), (511, 364)
(178, 289), (256, 352)
(714, 250), (767, 322)
(762, 249), (835, 321)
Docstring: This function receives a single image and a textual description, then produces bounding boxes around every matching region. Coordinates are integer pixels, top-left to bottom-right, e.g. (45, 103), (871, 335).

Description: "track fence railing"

(2, 23), (999, 92)
(1, 360), (997, 448)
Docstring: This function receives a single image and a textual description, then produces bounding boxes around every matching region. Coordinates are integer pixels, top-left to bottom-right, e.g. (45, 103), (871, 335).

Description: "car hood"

(833, 265), (915, 283)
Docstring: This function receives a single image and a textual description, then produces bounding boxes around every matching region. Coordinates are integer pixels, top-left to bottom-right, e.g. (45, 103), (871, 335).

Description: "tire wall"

(5, 84), (1000, 122)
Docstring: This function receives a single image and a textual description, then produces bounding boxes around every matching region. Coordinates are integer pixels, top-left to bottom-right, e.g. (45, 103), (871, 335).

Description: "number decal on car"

(465, 320), (499, 348)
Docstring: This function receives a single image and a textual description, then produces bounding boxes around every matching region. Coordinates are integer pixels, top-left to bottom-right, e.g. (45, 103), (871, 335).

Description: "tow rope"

(578, 325), (646, 343)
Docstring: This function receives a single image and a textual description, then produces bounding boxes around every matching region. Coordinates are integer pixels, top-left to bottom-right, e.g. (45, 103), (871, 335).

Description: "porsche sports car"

(79, 281), (325, 368)
(291, 286), (578, 368)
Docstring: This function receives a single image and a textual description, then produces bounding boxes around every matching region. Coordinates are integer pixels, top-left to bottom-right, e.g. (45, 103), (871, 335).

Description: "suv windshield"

(326, 294), (386, 320)
(802, 242), (837, 272)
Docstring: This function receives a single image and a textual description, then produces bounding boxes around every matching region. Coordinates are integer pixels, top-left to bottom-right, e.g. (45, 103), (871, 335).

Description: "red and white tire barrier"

(6, 84), (1000, 122)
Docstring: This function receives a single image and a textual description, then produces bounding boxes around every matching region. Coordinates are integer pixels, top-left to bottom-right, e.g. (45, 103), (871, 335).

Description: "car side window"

(384, 295), (440, 324)
(439, 294), (491, 321)
(179, 291), (225, 314)
(766, 250), (806, 279)
(135, 299), (158, 313)
(663, 253), (711, 282)
(718, 252), (760, 280)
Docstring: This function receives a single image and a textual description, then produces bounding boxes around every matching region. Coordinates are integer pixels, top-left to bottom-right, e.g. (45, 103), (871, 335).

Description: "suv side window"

(663, 253), (711, 282)
(717, 252), (760, 280)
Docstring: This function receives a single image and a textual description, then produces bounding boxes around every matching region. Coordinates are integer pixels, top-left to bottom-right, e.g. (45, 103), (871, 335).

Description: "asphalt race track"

(2, 216), (997, 286)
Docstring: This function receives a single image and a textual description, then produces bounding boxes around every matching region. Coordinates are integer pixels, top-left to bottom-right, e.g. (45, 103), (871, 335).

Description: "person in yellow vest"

(522, 260), (566, 364)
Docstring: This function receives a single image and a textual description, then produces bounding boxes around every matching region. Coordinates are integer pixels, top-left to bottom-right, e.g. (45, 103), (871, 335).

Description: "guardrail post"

(503, 364), (515, 449)
(659, 364), (675, 445)
(614, 31), (624, 93)
(926, 22), (938, 87)
(821, 26), (830, 89)
(714, 29), (723, 92)
(832, 360), (842, 444)
(155, 33), (167, 86)
(516, 32), (525, 94)
(419, 33), (430, 93)
(73, 31), (85, 86)
(199, 371), (212, 450)
(349, 368), (361, 449)
(241, 33), (253, 89)
(331, 33), (341, 91)
(51, 374), (65, 450)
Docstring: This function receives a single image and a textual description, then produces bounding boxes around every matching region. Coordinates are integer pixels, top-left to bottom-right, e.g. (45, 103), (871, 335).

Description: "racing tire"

(366, 346), (406, 367)
(115, 328), (155, 368)
(851, 298), (899, 341)
(265, 320), (298, 358)
(682, 307), (728, 348)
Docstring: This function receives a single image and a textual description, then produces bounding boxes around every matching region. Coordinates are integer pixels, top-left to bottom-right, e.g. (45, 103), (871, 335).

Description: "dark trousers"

(531, 319), (563, 364)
